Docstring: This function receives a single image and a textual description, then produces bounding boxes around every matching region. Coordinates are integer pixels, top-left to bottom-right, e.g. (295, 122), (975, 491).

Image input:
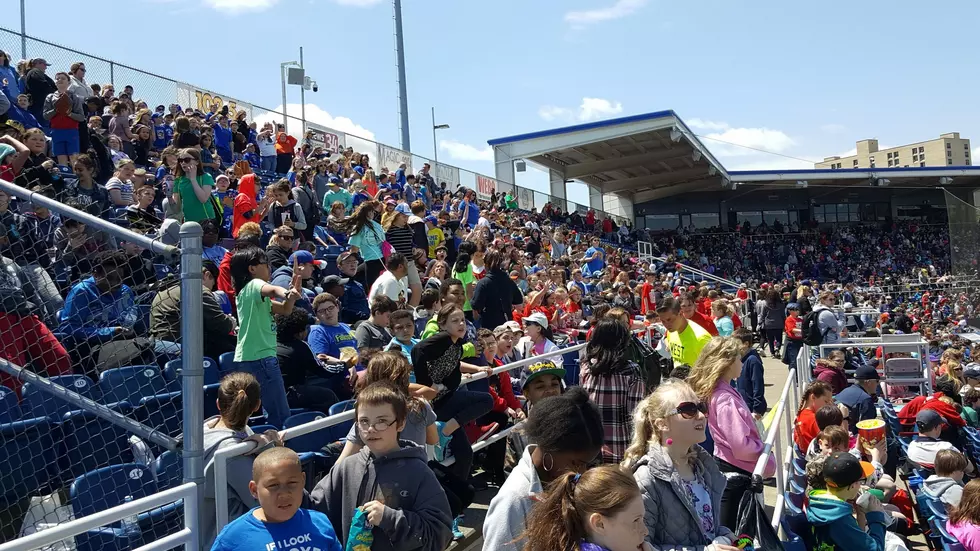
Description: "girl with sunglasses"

(172, 147), (217, 224)
(623, 379), (739, 551)
(687, 337), (775, 531)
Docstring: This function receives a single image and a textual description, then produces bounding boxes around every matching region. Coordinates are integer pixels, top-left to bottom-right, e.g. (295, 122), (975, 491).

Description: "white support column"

(602, 193), (635, 222)
(493, 147), (516, 189)
(549, 168), (567, 212)
(589, 184), (603, 211)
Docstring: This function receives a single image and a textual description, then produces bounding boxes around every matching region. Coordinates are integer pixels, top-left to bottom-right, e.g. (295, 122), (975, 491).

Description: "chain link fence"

(0, 26), (631, 228)
(0, 172), (204, 550)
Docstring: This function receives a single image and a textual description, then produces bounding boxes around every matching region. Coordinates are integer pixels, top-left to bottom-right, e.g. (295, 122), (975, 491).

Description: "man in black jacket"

(23, 58), (56, 127)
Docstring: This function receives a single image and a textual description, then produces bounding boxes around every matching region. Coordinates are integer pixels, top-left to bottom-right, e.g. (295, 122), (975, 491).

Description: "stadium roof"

(489, 111), (980, 202)
(488, 110), (730, 204)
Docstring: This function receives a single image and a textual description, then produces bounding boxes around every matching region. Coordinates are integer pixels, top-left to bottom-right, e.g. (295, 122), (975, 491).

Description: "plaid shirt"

(581, 360), (647, 464)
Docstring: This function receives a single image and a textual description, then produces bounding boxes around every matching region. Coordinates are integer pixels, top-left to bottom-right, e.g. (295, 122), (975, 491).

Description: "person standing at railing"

(273, 123), (296, 174)
(623, 379), (739, 551)
(687, 337), (774, 532)
(657, 297), (712, 369)
(783, 303), (804, 370)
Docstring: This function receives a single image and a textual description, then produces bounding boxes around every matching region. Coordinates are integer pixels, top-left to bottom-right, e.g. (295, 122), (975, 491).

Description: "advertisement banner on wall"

(176, 83), (254, 121)
(475, 175), (496, 202)
(517, 187), (534, 211)
(435, 163), (460, 190)
(306, 124), (346, 154)
(379, 144), (413, 174)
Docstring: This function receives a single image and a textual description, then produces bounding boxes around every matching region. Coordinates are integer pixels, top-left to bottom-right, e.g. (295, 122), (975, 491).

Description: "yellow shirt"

(666, 320), (713, 367)
(427, 227), (445, 258)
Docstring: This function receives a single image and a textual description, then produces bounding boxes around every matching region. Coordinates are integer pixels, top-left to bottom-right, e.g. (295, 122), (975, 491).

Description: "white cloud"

(538, 97), (623, 123)
(820, 123), (846, 133)
(686, 118), (729, 132)
(202, 0), (279, 11)
(687, 119), (795, 156)
(252, 103), (375, 141)
(565, 0), (647, 29)
(439, 140), (494, 162)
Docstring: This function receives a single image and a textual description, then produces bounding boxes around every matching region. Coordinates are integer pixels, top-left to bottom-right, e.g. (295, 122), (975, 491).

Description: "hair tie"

(573, 473), (582, 483)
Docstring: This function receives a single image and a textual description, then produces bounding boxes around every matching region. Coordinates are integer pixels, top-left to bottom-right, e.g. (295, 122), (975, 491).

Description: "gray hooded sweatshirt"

(310, 440), (452, 551)
(482, 445), (542, 551)
(631, 443), (735, 551)
(202, 417), (267, 550)
(923, 475), (964, 507)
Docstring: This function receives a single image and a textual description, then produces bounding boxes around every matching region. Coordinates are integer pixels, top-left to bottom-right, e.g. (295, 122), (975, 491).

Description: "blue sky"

(2, 0), (979, 207)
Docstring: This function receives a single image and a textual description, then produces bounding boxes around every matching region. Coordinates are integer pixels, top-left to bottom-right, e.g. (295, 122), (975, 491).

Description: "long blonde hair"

(622, 379), (699, 467)
(686, 337), (742, 403)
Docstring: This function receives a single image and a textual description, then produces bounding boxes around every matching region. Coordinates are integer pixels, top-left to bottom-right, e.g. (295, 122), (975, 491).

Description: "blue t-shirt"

(584, 246), (605, 274)
(153, 124), (173, 150)
(213, 125), (233, 153)
(307, 323), (357, 359)
(459, 200), (479, 227)
(211, 507), (342, 551)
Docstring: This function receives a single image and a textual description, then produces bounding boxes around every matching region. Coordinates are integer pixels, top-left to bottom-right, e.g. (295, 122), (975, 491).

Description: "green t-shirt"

(666, 320), (713, 367)
(453, 264), (476, 312)
(175, 173), (217, 223)
(234, 279), (277, 362)
(964, 405), (979, 427)
(505, 194), (517, 209)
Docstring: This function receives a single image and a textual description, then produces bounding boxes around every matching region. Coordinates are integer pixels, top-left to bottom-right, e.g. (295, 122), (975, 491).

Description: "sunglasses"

(179, 158), (195, 163)
(671, 401), (709, 419)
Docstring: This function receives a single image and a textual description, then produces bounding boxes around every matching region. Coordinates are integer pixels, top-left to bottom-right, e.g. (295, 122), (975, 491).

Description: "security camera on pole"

(279, 47), (317, 135)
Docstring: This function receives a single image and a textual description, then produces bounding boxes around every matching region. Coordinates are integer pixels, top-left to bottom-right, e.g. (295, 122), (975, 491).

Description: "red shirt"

(785, 315), (802, 341)
(0, 313), (71, 396)
(217, 250), (237, 316)
(732, 313), (743, 330)
(688, 310), (719, 336)
(794, 407), (820, 452)
(640, 282), (654, 315)
(736, 289), (748, 300)
(490, 359), (522, 412)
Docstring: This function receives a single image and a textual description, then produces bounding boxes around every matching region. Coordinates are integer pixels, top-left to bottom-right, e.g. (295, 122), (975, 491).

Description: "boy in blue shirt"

(386, 309), (419, 376)
(152, 114), (172, 151)
(210, 447), (342, 551)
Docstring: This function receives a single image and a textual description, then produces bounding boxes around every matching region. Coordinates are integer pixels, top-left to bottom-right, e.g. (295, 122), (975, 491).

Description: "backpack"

(801, 310), (829, 346)
(295, 185), (321, 227)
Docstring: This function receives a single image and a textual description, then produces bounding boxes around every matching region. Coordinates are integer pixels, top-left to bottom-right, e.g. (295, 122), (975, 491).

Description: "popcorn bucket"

(856, 419), (886, 451)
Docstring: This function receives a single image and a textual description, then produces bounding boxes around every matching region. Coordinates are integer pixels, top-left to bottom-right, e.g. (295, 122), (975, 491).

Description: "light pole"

(431, 107), (449, 164)
(20, 0), (26, 59)
(280, 50), (317, 135)
(279, 60), (298, 126)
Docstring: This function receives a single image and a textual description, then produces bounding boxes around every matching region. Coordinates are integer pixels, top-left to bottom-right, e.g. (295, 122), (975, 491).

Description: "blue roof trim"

(487, 109), (677, 146)
(730, 166), (980, 176)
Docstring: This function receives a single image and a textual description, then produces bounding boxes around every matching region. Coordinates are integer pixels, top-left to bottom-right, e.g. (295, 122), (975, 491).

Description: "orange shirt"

(793, 407), (819, 452)
(275, 132), (297, 154)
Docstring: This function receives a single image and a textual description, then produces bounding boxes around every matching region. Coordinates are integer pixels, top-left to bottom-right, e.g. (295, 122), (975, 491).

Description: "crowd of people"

(7, 51), (980, 551)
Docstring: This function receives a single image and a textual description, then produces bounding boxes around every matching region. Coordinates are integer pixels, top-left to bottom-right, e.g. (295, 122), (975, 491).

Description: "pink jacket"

(948, 520), (980, 551)
(708, 381), (776, 476)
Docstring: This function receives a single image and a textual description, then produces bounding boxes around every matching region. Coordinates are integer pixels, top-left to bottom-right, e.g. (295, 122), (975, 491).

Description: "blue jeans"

(434, 389), (493, 479)
(260, 155), (276, 172)
(234, 356), (290, 428)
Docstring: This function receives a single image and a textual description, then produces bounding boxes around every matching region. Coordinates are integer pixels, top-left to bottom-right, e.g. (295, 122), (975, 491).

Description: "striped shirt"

(385, 225), (415, 255)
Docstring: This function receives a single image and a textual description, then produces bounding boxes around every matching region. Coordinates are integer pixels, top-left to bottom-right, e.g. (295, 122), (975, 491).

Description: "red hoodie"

(232, 174), (258, 238)
(898, 393), (966, 428)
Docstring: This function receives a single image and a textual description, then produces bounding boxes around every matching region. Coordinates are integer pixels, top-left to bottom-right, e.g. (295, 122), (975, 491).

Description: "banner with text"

(306, 124), (346, 154)
(379, 144), (413, 174)
(476, 175), (496, 202)
(517, 186), (534, 211)
(176, 83), (254, 121)
(435, 163), (460, 190)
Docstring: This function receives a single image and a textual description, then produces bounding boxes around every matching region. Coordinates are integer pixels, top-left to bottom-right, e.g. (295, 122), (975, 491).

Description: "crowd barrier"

(751, 368), (798, 532)
(211, 342), (587, 532)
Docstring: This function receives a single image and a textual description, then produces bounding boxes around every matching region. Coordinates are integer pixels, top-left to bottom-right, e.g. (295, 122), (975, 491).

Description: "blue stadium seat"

(0, 385), (21, 423)
(59, 403), (135, 483)
(204, 383), (220, 419)
(249, 424), (277, 434)
(22, 375), (99, 421)
(99, 365), (176, 405)
(135, 392), (183, 437)
(152, 450), (182, 490)
(928, 498), (949, 520)
(70, 463), (182, 551)
(163, 357), (220, 385)
(932, 517), (965, 551)
(219, 352), (236, 375)
(284, 411), (337, 453)
(213, 290), (232, 315)
(0, 417), (60, 506)
(784, 491), (804, 515)
(154, 264), (171, 280)
(328, 400), (355, 438)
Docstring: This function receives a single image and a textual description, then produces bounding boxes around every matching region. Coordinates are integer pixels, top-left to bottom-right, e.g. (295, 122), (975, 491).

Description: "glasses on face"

(671, 401), (709, 419)
(281, 235), (294, 240)
(316, 304), (337, 315)
(356, 419), (394, 432)
(179, 157), (195, 164)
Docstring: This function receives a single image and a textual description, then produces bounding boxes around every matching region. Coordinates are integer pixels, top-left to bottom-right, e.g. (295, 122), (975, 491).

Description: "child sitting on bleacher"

(805, 404), (853, 460)
(806, 451), (888, 551)
(793, 381), (834, 453)
(923, 449), (968, 507)
(210, 447), (342, 551)
(385, 309), (419, 370)
(946, 479), (980, 550)
(505, 360), (565, 469)
(907, 409), (975, 474)
(311, 381), (453, 551)
(963, 385), (980, 427)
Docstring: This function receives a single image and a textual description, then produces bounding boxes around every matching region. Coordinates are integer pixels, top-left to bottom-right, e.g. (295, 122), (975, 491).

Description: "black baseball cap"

(915, 409), (944, 432)
(823, 451), (875, 488)
(322, 275), (349, 288)
(854, 366), (880, 380)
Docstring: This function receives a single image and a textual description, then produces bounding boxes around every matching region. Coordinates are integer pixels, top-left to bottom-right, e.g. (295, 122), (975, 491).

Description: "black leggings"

(761, 328), (782, 354)
(357, 259), (385, 294)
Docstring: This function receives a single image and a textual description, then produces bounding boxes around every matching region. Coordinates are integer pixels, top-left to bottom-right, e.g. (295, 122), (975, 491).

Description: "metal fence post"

(109, 60), (114, 86)
(179, 221), (204, 551)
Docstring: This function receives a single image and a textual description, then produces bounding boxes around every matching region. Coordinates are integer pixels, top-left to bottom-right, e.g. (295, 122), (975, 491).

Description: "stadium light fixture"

(692, 150), (702, 162)
(939, 177), (953, 185)
(670, 128), (682, 143)
(432, 107), (450, 164)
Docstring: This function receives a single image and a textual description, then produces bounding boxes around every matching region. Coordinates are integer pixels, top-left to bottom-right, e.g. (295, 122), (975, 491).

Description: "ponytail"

(217, 372), (261, 430)
(797, 380), (832, 416)
(523, 465), (639, 551)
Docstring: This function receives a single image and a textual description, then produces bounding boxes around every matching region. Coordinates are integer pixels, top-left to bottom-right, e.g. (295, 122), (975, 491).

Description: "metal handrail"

(0, 483), (198, 551)
(752, 369), (797, 531)
(212, 341), (588, 531)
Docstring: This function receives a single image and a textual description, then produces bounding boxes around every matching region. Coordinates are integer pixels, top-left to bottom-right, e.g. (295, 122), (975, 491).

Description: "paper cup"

(856, 419), (886, 450)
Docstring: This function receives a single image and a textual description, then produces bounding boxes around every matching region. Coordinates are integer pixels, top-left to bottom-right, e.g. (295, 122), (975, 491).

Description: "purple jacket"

(708, 380), (775, 476)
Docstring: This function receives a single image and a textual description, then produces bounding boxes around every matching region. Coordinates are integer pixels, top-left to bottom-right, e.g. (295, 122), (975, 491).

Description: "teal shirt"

(348, 220), (385, 262)
(323, 188), (352, 214)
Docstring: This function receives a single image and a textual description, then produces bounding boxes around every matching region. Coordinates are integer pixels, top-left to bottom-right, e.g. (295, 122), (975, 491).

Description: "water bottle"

(121, 495), (141, 536)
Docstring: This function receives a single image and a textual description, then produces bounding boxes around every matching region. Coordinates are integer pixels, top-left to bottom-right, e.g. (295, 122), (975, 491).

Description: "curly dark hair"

(526, 387), (603, 455)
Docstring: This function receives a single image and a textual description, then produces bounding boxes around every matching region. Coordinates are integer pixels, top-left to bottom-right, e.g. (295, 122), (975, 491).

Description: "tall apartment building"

(815, 133), (971, 169)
